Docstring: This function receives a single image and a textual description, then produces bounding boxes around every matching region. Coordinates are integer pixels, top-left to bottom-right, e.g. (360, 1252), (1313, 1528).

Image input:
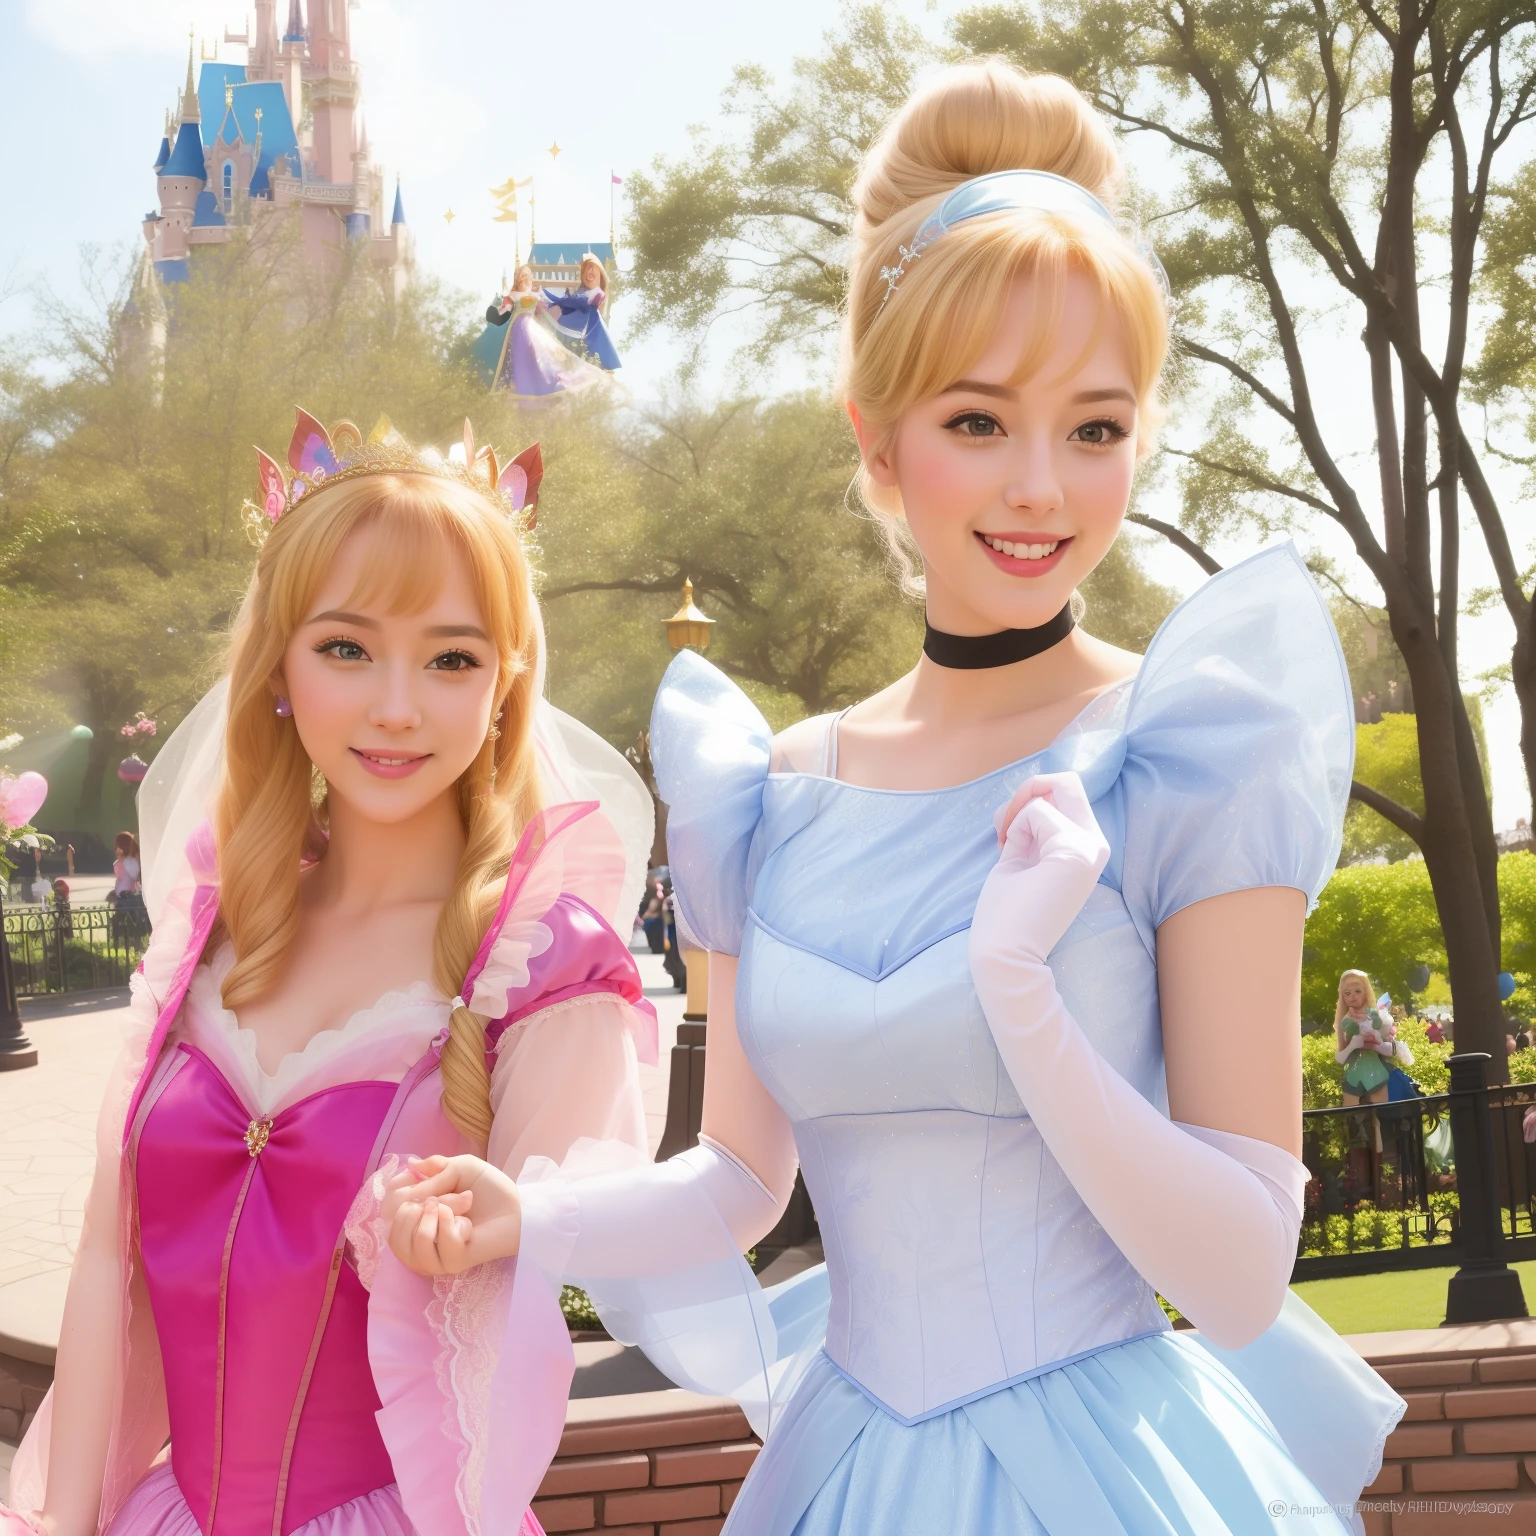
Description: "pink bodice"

(133, 1045), (403, 1536)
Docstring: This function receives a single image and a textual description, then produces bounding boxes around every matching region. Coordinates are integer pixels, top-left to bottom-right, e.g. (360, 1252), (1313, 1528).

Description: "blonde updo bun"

(843, 59), (1170, 584)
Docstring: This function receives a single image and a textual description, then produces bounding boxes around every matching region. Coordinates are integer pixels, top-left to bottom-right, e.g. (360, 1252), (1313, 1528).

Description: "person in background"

(1425, 1017), (1445, 1045)
(66, 843), (76, 877)
(661, 881), (686, 991)
(641, 881), (667, 954)
(50, 878), (72, 939)
(111, 831), (142, 901)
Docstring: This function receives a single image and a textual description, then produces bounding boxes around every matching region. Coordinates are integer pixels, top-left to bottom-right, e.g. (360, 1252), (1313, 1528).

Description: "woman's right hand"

(383, 1154), (522, 1276)
(972, 772), (1109, 970)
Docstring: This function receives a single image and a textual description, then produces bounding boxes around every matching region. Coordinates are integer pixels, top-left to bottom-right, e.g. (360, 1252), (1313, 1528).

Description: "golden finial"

(664, 579), (715, 652)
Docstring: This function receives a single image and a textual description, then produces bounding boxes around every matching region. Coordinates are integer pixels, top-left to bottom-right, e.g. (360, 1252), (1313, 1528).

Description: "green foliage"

(1500, 852), (1536, 1021)
(1342, 715), (1424, 865)
(1298, 1196), (1459, 1260)
(537, 391), (926, 744)
(1078, 532), (1177, 654)
(559, 1284), (602, 1332)
(624, 4), (932, 358)
(1300, 853), (1536, 1034)
(1302, 861), (1445, 1027)
(1340, 703), (1492, 866)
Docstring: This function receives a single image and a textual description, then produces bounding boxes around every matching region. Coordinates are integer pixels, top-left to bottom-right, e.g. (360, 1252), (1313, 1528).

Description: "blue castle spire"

(283, 0), (305, 42)
(391, 179), (406, 226)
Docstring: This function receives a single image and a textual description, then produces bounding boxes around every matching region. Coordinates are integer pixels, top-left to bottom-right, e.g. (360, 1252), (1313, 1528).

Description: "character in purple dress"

(477, 265), (608, 400)
(1, 410), (657, 1536)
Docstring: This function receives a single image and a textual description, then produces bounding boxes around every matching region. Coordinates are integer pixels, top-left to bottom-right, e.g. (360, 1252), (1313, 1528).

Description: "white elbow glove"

(968, 774), (1307, 1351)
(516, 1133), (788, 1287)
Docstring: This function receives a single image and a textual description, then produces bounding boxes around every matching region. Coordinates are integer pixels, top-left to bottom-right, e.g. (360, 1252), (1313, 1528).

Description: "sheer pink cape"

(5, 803), (656, 1536)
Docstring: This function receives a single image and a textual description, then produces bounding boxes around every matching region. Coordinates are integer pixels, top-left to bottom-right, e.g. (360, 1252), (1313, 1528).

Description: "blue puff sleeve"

(649, 647), (773, 956)
(1117, 542), (1354, 950)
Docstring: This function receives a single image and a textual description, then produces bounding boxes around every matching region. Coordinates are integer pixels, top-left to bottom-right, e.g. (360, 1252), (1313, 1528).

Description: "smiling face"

(857, 268), (1138, 634)
(580, 258), (604, 291)
(278, 521), (499, 827)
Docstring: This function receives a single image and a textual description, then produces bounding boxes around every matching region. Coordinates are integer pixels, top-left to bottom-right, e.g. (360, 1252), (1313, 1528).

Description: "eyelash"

(428, 650), (481, 672)
(315, 636), (368, 662)
(313, 637), (482, 671)
(939, 411), (1131, 447)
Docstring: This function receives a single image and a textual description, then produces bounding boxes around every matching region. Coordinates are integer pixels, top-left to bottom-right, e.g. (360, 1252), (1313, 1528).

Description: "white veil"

(136, 683), (654, 942)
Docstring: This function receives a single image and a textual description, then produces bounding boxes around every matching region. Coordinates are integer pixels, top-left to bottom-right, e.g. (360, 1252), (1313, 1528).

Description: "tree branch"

(1178, 339), (1298, 426)
(1125, 512), (1223, 575)
(1350, 780), (1426, 843)
(1164, 447), (1340, 517)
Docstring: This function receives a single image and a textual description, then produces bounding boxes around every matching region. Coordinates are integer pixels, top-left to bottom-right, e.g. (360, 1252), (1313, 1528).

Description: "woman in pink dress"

(2, 412), (658, 1536)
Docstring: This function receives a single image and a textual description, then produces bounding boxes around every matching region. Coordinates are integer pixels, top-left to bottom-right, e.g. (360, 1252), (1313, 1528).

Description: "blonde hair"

(513, 264), (534, 291)
(1335, 969), (1378, 1028)
(842, 60), (1170, 590)
(216, 471), (543, 1145)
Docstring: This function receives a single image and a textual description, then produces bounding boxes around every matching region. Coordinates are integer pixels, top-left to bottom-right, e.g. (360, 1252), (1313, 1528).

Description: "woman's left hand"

(383, 1154), (522, 1276)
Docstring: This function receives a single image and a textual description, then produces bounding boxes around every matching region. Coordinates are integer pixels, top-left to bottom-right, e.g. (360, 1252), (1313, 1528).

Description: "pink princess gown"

(5, 804), (658, 1536)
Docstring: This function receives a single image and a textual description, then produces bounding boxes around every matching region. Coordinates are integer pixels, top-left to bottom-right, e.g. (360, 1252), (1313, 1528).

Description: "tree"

(0, 232), (507, 816)
(625, 5), (932, 360)
(1344, 703), (1492, 864)
(536, 391), (927, 742)
(952, 0), (1536, 1068)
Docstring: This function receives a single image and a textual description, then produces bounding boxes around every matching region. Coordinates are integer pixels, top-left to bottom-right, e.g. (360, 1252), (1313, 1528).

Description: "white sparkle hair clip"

(875, 168), (1171, 312)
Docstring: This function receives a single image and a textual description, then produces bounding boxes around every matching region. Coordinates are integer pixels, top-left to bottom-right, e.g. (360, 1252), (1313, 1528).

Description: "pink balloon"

(0, 771), (47, 830)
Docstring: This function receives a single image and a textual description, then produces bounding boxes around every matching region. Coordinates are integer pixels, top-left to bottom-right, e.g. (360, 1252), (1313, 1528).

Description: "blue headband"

(876, 169), (1168, 310)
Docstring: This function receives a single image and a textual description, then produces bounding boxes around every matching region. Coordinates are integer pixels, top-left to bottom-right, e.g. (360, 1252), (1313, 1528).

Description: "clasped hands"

(381, 1154), (523, 1277)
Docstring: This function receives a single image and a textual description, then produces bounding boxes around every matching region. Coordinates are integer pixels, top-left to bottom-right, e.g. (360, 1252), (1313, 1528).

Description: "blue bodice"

(651, 544), (1355, 1425)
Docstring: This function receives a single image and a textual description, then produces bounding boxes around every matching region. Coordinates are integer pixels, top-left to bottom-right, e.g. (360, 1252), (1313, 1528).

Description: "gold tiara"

(242, 408), (544, 545)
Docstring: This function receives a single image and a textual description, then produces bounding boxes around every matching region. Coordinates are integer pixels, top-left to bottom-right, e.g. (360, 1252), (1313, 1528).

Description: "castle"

(140, 0), (411, 297)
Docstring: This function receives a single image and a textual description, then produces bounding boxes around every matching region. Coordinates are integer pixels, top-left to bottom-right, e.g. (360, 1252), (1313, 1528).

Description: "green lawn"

(1291, 1261), (1536, 1333)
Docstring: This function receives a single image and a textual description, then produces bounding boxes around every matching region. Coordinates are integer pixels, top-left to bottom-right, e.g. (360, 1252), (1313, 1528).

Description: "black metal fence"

(1294, 1060), (1536, 1292)
(2, 902), (151, 996)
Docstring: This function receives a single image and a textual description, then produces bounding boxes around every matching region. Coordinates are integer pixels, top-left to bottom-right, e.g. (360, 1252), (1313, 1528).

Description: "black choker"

(923, 603), (1075, 669)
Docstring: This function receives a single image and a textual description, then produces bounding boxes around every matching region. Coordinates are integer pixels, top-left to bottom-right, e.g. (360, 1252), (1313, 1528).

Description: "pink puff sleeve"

(345, 837), (654, 1536)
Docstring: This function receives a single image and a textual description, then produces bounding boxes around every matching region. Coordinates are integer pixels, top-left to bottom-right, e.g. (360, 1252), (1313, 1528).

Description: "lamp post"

(655, 579), (714, 1160)
(0, 885), (36, 1070)
(663, 578), (714, 1025)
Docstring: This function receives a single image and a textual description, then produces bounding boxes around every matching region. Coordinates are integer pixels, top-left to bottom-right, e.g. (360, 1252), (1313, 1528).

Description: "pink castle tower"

(138, 2), (410, 296)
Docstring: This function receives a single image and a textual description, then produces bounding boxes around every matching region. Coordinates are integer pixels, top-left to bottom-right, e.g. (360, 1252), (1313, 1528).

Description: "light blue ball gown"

(635, 543), (1405, 1536)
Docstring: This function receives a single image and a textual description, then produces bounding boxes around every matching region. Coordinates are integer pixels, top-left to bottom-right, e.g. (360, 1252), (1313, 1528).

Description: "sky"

(3, 0), (1532, 829)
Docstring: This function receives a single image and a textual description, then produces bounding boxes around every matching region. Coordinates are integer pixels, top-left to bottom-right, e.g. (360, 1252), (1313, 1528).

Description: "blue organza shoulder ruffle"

(650, 647), (772, 955)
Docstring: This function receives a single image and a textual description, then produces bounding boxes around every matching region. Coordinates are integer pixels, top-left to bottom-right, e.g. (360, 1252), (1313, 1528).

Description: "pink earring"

(274, 697), (293, 718)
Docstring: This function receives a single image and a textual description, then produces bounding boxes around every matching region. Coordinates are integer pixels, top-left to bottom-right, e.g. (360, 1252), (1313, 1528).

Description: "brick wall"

(15, 1321), (1536, 1534)
(1351, 1318), (1536, 1534)
(532, 1388), (760, 1536)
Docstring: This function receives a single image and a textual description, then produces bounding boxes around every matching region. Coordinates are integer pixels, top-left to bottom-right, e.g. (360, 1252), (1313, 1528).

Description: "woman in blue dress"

(384, 59), (1404, 1535)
